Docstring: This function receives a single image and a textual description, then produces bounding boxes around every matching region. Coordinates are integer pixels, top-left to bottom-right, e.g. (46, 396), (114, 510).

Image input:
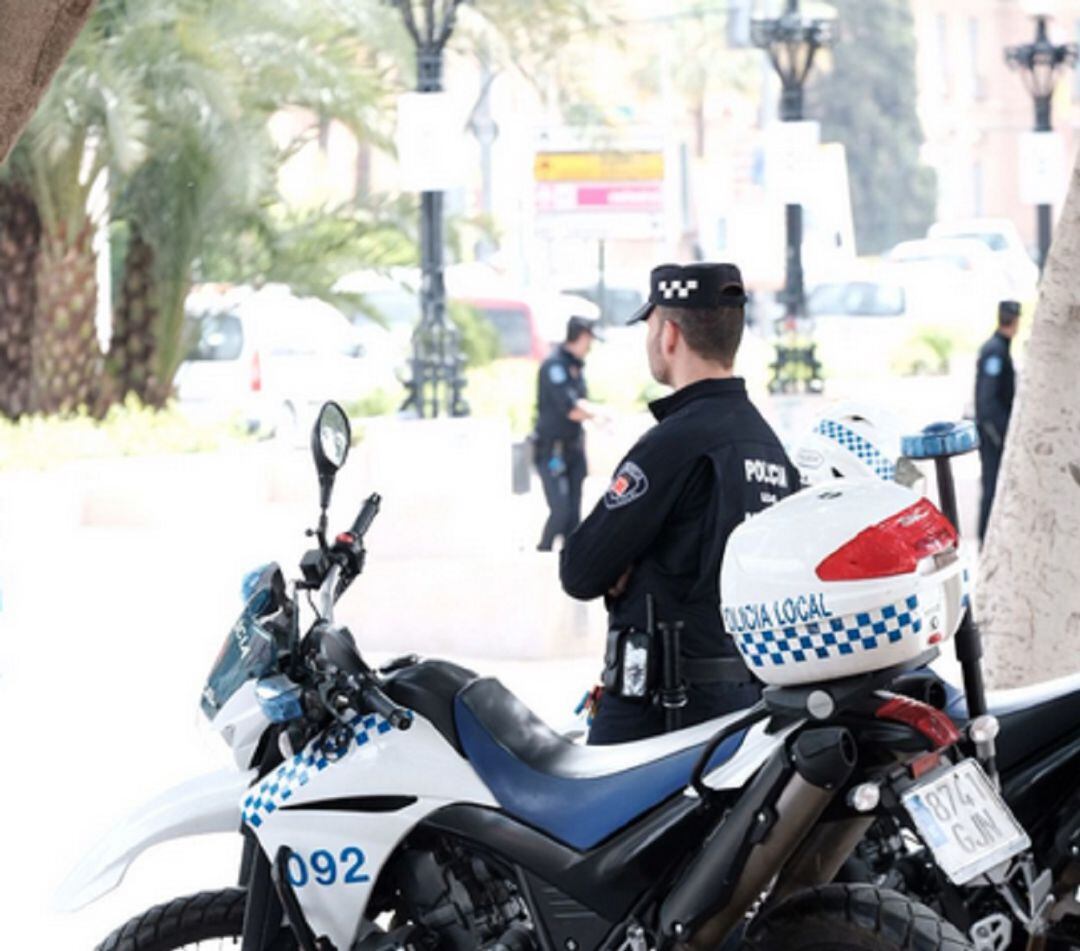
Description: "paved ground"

(0, 369), (985, 947)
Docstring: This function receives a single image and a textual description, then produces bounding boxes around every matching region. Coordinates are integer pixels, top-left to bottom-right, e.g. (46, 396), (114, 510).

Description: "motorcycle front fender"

(55, 767), (255, 913)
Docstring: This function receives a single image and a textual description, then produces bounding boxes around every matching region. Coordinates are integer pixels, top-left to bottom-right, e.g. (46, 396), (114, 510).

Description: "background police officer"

(975, 300), (1020, 542)
(560, 263), (800, 744)
(533, 316), (603, 552)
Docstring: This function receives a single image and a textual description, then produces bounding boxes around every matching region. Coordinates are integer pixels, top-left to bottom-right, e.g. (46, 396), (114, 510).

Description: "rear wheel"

(742, 884), (972, 951)
(96, 888), (297, 951)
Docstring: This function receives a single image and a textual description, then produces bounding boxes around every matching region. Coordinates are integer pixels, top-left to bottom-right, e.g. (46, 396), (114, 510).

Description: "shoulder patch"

(604, 460), (649, 510)
(982, 355), (1003, 377)
(548, 363), (568, 384)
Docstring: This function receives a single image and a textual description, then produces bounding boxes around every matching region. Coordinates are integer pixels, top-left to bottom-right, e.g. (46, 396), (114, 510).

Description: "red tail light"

(876, 694), (961, 750)
(250, 350), (262, 393)
(815, 498), (956, 582)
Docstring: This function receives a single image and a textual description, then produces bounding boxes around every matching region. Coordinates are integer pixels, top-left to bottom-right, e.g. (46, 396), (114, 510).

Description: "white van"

(175, 283), (399, 441)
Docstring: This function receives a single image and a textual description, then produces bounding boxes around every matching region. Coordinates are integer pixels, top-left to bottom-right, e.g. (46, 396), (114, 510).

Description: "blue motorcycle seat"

(454, 678), (748, 850)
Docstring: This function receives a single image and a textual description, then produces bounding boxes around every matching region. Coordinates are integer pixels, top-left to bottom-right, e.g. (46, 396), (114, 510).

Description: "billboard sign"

(533, 138), (668, 239)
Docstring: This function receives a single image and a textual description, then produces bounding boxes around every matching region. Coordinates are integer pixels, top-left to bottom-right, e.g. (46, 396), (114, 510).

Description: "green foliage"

(450, 300), (501, 368)
(891, 325), (961, 376)
(810, 0), (937, 255)
(196, 201), (417, 317)
(343, 388), (401, 419)
(0, 394), (250, 471)
(466, 359), (537, 436)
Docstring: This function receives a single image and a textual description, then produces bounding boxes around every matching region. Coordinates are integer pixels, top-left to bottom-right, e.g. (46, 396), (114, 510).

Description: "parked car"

(334, 266), (598, 361)
(883, 237), (1011, 324)
(175, 283), (399, 441)
(927, 217), (1039, 300)
(558, 273), (647, 326)
(805, 274), (914, 371)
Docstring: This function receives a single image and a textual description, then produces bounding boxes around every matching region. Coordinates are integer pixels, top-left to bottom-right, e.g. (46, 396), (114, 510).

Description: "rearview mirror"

(312, 401), (351, 512)
(313, 401), (350, 472)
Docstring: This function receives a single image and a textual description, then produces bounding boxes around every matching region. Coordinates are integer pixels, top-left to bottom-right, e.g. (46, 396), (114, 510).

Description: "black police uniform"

(975, 314), (1017, 541)
(559, 263), (800, 744)
(534, 344), (589, 551)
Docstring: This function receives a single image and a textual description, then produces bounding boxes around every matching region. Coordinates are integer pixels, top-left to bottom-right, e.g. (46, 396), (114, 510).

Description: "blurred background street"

(2, 0), (1076, 944)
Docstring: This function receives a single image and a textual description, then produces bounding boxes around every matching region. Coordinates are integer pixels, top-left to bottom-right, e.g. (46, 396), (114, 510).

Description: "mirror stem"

(316, 509), (329, 552)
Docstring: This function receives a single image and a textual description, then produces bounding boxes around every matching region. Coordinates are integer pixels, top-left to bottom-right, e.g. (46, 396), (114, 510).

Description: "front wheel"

(96, 888), (297, 951)
(742, 884), (972, 951)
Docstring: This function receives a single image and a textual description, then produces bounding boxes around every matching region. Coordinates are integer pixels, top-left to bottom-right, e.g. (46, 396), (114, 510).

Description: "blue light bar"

(255, 674), (304, 723)
(901, 421), (980, 460)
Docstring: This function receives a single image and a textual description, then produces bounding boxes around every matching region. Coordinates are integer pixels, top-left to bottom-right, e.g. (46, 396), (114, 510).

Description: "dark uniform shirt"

(560, 377), (799, 660)
(535, 346), (587, 446)
(974, 331), (1015, 448)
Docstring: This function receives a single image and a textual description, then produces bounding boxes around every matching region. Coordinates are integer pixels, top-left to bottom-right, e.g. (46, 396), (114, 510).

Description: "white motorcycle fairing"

(55, 766), (255, 913)
(246, 691), (798, 951)
(244, 710), (497, 946)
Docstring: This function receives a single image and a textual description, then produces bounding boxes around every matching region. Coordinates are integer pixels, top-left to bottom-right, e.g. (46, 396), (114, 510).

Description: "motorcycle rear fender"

(55, 767), (254, 913)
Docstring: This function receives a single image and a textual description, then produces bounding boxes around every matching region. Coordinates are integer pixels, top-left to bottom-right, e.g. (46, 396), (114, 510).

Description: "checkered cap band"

(241, 713), (394, 827)
(815, 418), (896, 481)
(736, 595), (921, 670)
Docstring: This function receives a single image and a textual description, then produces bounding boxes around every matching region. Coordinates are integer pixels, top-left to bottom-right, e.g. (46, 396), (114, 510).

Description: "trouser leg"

(536, 451), (570, 551)
(564, 447), (587, 537)
(978, 441), (1002, 542)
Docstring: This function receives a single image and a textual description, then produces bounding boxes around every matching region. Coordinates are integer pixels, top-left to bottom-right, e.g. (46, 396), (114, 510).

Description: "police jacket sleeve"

(559, 438), (694, 600)
(975, 350), (1011, 445)
(541, 360), (580, 419)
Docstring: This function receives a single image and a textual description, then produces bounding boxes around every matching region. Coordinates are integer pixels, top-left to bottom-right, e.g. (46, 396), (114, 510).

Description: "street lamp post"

(390, 0), (469, 417)
(752, 0), (835, 394)
(1005, 14), (1078, 273)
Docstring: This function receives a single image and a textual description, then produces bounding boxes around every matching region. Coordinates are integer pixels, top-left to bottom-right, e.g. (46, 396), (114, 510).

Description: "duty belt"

(682, 655), (757, 687)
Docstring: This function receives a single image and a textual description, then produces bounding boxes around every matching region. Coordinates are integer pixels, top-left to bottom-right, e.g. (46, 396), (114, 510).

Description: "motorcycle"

(840, 423), (1080, 951)
(59, 402), (1013, 951)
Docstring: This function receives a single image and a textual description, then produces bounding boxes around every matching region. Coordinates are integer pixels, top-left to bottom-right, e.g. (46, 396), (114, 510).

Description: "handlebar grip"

(360, 681), (413, 731)
(351, 493), (382, 539)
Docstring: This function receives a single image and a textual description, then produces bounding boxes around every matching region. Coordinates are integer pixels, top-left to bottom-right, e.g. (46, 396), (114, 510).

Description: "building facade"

(910, 0), (1079, 253)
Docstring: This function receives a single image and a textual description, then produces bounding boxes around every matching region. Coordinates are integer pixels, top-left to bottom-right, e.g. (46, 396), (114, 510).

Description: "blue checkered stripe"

(816, 418), (895, 481)
(961, 567), (970, 610)
(737, 595), (921, 669)
(242, 713), (393, 828)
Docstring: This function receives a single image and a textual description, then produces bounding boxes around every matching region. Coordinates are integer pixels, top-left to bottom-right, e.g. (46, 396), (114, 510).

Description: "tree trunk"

(0, 182), (41, 419)
(30, 219), (110, 415)
(0, 1), (96, 165)
(108, 227), (167, 406)
(976, 152), (1080, 689)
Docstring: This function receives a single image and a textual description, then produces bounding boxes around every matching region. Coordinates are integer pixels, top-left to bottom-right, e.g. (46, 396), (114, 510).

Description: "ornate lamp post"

(752, 0), (835, 393)
(1006, 13), (1077, 273)
(389, 0), (470, 417)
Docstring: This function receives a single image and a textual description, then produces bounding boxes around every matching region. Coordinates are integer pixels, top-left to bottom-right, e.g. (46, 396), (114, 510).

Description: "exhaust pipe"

(660, 727), (856, 949)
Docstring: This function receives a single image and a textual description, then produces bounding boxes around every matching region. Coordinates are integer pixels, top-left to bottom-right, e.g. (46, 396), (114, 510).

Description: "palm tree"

(109, 0), (396, 405)
(106, 1), (270, 405)
(4, 2), (147, 416)
(0, 182), (40, 419)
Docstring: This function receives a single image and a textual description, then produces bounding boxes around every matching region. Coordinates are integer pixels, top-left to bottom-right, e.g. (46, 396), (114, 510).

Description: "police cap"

(567, 315), (604, 342)
(998, 300), (1021, 323)
(627, 262), (747, 325)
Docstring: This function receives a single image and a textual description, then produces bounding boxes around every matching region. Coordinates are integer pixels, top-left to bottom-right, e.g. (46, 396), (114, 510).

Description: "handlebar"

(351, 493), (382, 539)
(313, 623), (412, 730)
(358, 680), (413, 731)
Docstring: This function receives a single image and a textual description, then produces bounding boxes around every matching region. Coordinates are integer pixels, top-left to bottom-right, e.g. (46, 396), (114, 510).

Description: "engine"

(390, 837), (538, 951)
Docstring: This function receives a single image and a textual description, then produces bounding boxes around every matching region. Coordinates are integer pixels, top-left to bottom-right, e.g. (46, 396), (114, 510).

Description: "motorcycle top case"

(720, 480), (967, 686)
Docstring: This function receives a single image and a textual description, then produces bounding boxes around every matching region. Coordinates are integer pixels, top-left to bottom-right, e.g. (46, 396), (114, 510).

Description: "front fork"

(239, 830), (285, 951)
(239, 731), (325, 951)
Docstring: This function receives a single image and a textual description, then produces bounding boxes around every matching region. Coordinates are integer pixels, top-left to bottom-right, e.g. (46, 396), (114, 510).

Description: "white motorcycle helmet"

(793, 401), (921, 488)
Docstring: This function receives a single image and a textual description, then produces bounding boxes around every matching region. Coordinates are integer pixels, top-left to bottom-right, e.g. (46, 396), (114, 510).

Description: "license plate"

(901, 759), (1030, 886)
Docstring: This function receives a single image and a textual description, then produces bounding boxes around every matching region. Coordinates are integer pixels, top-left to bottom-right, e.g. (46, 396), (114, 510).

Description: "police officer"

(534, 316), (603, 552)
(560, 263), (800, 744)
(975, 300), (1020, 542)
